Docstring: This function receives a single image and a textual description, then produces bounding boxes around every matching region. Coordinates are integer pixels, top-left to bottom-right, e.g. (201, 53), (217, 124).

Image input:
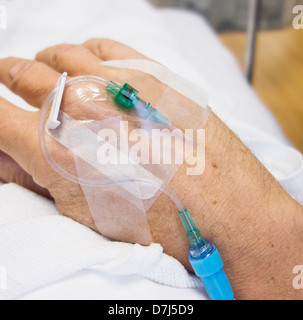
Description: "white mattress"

(0, 0), (302, 300)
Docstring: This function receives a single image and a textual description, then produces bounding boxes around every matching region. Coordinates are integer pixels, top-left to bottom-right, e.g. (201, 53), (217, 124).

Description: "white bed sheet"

(0, 0), (302, 300)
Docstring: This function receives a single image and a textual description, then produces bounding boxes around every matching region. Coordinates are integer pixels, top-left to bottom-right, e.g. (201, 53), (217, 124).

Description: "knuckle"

(98, 38), (118, 47)
(51, 44), (78, 69)
(9, 61), (49, 100)
(95, 38), (119, 56)
(10, 60), (37, 92)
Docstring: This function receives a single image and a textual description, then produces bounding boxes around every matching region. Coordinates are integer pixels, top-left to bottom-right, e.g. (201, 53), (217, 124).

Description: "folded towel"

(0, 183), (201, 300)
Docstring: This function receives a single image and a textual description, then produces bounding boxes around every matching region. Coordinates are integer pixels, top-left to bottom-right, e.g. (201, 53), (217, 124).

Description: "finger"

(82, 38), (148, 61)
(0, 97), (42, 175)
(0, 151), (51, 199)
(0, 57), (61, 108)
(35, 44), (107, 76)
(35, 41), (149, 78)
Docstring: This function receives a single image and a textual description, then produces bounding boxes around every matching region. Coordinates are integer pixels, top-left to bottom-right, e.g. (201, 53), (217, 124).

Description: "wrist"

(147, 112), (302, 299)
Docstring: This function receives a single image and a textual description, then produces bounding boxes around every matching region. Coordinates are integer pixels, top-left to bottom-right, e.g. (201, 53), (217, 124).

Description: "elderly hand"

(0, 39), (206, 244)
(0, 39), (302, 299)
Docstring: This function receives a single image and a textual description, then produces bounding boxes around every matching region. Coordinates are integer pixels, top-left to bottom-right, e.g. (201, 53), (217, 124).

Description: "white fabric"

(0, 184), (201, 300)
(0, 0), (302, 300)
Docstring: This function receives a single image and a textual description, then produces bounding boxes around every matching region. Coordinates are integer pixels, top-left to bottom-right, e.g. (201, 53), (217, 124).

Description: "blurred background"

(150, 0), (303, 152)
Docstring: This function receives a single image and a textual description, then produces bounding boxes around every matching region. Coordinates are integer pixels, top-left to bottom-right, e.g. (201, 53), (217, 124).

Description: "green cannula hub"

(107, 81), (139, 109)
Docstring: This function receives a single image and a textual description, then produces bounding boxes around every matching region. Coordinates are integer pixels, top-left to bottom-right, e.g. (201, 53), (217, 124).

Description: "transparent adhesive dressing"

(38, 60), (210, 245)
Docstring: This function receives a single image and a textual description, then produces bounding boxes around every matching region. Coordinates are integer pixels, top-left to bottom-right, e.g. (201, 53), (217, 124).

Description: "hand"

(0, 39), (206, 244)
(0, 39), (302, 299)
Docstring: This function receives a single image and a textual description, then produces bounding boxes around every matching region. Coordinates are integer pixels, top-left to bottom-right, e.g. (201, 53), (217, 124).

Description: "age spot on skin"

(212, 163), (218, 169)
(269, 277), (275, 285)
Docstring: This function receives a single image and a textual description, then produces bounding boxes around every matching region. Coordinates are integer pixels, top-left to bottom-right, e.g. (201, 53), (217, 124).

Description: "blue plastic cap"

(189, 244), (234, 300)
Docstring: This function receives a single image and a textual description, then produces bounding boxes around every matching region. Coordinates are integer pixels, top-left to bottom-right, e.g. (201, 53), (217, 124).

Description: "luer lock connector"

(106, 81), (169, 125)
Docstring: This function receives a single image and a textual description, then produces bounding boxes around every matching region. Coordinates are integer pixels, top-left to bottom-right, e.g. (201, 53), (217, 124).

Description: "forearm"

(147, 112), (303, 299)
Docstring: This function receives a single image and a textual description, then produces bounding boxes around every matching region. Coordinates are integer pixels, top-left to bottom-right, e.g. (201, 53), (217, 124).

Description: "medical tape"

(49, 111), (163, 200)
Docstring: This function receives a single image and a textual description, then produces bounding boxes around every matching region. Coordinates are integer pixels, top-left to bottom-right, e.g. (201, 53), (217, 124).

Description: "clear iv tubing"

(38, 75), (234, 300)
(38, 76), (185, 212)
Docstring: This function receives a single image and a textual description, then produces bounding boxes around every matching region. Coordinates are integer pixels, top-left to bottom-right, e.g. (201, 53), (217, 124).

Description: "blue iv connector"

(189, 240), (234, 300)
(179, 209), (234, 300)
